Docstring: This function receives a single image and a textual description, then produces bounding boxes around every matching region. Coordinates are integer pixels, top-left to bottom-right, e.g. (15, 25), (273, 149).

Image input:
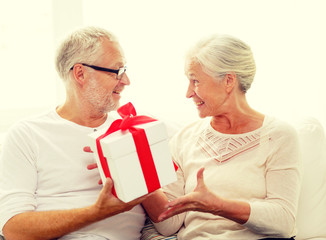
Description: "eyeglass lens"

(118, 67), (127, 80)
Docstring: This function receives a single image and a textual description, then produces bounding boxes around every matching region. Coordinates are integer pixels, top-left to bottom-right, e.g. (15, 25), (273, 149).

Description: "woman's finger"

(165, 196), (190, 208)
(196, 167), (205, 185)
(158, 204), (189, 221)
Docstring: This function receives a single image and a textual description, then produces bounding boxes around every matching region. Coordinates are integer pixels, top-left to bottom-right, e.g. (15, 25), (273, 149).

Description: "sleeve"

(152, 133), (186, 236)
(0, 123), (38, 234)
(243, 123), (302, 237)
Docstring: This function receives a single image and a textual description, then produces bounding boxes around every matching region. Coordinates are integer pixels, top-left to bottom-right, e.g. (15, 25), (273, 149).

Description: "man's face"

(82, 39), (130, 114)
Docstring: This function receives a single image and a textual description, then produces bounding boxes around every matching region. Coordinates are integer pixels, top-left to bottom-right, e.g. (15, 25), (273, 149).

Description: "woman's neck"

(210, 97), (265, 134)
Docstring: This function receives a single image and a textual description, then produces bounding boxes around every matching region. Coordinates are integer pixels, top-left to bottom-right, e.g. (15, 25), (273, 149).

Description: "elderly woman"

(144, 34), (301, 240)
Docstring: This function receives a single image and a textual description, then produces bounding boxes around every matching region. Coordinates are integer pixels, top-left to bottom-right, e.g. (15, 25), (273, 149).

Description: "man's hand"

(93, 177), (148, 219)
(84, 146), (102, 184)
(84, 145), (150, 214)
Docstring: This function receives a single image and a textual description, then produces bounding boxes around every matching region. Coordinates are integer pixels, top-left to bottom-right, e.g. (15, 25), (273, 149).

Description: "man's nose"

(120, 73), (130, 85)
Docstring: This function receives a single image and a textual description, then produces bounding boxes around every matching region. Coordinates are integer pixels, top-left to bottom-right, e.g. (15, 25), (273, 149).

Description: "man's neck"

(56, 104), (108, 128)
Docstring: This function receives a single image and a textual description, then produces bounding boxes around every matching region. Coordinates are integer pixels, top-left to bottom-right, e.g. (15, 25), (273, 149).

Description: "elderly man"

(0, 26), (154, 240)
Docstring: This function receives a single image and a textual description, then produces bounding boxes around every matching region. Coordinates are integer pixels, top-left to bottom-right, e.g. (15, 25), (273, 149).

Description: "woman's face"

(185, 60), (229, 118)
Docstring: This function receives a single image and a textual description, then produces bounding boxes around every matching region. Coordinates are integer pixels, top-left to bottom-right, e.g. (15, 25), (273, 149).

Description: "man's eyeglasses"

(71, 63), (127, 80)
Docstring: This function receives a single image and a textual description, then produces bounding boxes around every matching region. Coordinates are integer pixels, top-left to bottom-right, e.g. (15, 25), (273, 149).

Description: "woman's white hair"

(55, 26), (118, 81)
(186, 34), (256, 93)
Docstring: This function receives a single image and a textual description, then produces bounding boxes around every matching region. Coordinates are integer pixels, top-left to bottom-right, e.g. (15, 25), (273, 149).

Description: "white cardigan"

(154, 116), (302, 239)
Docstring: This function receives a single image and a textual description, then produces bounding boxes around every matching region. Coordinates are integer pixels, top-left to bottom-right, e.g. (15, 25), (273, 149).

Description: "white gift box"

(89, 120), (177, 202)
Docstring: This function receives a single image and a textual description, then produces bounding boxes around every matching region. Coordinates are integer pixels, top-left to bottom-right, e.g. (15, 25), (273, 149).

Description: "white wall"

(0, 0), (55, 132)
(82, 0), (326, 125)
(0, 0), (325, 134)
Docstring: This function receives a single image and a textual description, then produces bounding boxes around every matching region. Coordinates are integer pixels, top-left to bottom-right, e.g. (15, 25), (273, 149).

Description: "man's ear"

(71, 64), (87, 86)
(224, 72), (237, 94)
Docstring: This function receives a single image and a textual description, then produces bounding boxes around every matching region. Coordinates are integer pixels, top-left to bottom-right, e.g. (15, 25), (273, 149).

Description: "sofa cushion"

(294, 117), (326, 240)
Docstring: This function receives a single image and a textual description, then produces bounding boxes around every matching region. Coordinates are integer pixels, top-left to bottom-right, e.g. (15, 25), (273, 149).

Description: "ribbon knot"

(110, 102), (156, 132)
(117, 102), (137, 118)
(120, 116), (135, 131)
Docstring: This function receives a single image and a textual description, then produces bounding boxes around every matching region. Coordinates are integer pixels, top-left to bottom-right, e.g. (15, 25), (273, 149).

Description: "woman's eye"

(193, 80), (199, 85)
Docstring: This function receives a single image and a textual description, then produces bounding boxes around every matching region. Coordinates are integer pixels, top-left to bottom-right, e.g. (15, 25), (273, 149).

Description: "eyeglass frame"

(70, 63), (127, 80)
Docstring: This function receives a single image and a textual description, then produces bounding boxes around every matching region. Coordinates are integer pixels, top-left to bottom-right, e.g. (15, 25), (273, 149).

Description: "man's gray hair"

(55, 26), (118, 81)
(186, 34), (256, 93)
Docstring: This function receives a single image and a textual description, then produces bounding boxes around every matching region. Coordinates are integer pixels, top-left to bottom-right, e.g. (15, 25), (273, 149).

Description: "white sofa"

(0, 117), (325, 239)
(140, 117), (326, 240)
(295, 117), (326, 240)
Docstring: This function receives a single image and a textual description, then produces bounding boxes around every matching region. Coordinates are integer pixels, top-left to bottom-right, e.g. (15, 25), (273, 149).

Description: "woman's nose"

(186, 84), (194, 98)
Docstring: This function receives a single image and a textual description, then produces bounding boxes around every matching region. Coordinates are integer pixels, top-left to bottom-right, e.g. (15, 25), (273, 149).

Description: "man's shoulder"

(7, 109), (57, 135)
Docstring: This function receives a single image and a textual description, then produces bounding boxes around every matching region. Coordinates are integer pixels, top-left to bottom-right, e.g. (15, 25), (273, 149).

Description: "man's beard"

(83, 76), (120, 114)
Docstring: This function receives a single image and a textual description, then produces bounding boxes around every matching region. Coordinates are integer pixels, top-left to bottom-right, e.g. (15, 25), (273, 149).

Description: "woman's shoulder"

(263, 115), (298, 140)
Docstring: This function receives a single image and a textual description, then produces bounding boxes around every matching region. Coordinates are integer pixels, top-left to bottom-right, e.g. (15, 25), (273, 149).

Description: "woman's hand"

(158, 167), (250, 224)
(158, 168), (223, 221)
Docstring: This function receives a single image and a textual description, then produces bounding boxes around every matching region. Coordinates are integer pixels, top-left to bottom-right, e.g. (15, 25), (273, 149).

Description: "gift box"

(88, 103), (177, 202)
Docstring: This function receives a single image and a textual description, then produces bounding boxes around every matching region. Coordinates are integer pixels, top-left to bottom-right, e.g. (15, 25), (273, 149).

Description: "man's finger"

(102, 177), (114, 194)
(127, 193), (150, 206)
(83, 146), (93, 153)
(87, 163), (98, 170)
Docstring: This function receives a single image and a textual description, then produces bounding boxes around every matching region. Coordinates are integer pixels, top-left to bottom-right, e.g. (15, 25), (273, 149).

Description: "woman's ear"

(224, 72), (237, 94)
(71, 64), (86, 86)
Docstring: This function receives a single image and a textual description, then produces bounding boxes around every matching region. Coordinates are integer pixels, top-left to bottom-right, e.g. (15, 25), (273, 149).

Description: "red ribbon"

(96, 102), (161, 197)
